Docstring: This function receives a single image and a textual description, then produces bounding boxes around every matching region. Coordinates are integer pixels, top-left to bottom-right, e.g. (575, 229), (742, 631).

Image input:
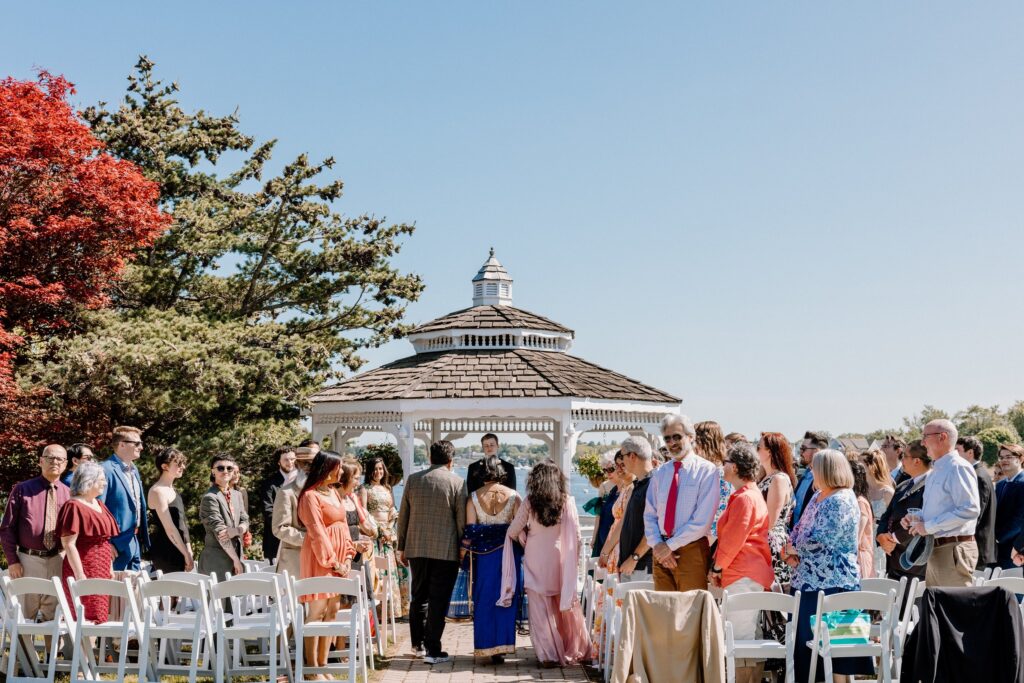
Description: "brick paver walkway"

(376, 622), (590, 682)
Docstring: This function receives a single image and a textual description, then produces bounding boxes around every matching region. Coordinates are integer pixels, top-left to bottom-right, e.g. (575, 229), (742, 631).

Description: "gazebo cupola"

(309, 249), (682, 478)
(472, 248), (513, 306)
(408, 250), (574, 354)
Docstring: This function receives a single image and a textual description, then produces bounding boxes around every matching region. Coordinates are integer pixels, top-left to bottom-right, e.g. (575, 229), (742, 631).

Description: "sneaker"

(412, 645), (425, 658)
(424, 652), (451, 665)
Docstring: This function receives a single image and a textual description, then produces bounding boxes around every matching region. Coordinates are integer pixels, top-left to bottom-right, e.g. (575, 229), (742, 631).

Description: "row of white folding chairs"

(0, 568), (375, 683)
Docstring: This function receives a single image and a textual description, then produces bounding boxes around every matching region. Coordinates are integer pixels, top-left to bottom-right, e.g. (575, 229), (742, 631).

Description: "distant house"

(831, 436), (880, 454)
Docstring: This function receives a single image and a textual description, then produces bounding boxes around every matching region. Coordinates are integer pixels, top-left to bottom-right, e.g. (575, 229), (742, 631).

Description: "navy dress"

(590, 486), (619, 558)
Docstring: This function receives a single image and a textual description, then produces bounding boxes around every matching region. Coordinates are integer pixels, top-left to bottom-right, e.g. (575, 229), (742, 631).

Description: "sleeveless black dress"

(149, 491), (190, 573)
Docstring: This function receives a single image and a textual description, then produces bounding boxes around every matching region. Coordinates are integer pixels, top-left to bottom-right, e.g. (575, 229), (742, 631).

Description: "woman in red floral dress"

(57, 461), (121, 623)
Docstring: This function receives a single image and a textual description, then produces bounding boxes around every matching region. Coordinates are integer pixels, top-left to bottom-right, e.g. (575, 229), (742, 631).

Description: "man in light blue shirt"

(905, 419), (980, 587)
(643, 413), (720, 592)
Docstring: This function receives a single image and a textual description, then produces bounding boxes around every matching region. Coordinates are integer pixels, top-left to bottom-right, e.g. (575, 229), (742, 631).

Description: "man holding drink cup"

(902, 419), (980, 587)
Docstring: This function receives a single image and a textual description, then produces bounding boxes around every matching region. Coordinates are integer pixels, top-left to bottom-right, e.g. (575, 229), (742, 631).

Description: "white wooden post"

(397, 419), (415, 482)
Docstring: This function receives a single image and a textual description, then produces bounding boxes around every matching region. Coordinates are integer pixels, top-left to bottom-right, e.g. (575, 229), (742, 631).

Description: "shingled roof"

(410, 305), (574, 336)
(311, 349), (677, 403)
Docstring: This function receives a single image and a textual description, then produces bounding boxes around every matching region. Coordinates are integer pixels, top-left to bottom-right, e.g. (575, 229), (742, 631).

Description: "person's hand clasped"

(618, 556), (636, 576)
(1013, 548), (1024, 567)
(876, 534), (897, 555)
(652, 542), (677, 569)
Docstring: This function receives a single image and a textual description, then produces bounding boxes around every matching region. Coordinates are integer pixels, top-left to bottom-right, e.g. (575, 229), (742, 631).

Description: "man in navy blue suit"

(995, 444), (1024, 569)
(98, 425), (150, 570)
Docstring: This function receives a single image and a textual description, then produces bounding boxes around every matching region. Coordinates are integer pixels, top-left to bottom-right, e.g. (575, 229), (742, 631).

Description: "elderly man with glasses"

(643, 414), (720, 592)
(0, 445), (71, 620)
(903, 419), (980, 587)
(98, 425), (150, 570)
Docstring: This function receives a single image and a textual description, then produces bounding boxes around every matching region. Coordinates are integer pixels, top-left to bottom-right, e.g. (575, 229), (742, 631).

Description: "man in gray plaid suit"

(397, 440), (467, 664)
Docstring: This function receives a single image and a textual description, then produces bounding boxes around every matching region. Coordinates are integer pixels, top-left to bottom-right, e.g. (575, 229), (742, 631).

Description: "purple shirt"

(0, 476), (71, 563)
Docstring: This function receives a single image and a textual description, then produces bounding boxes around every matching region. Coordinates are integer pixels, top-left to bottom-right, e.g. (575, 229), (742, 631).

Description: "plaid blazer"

(397, 465), (467, 562)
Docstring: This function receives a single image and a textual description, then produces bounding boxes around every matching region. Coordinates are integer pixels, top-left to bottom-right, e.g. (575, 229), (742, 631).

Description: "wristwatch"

(631, 553), (641, 562)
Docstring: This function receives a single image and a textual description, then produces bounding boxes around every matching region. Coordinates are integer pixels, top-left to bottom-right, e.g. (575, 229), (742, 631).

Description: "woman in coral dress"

(298, 451), (358, 672)
(58, 461), (120, 623)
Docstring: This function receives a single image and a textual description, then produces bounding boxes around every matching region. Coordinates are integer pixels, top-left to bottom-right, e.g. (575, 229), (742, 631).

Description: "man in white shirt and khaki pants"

(905, 419), (981, 587)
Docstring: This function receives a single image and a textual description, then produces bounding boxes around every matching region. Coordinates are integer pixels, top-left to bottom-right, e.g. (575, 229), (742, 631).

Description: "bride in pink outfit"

(499, 461), (592, 668)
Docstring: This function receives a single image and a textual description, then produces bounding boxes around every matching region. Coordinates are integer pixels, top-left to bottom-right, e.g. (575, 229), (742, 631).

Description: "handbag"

(809, 609), (871, 645)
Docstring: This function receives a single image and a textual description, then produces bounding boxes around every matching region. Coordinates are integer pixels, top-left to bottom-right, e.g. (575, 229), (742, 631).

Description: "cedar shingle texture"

(411, 306), (573, 335)
(311, 350), (678, 403)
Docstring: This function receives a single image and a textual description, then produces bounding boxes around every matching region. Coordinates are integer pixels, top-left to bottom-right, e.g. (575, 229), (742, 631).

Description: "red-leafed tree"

(0, 72), (169, 478)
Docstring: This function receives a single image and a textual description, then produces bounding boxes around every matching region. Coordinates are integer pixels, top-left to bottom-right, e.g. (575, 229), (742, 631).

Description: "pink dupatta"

(498, 496), (580, 611)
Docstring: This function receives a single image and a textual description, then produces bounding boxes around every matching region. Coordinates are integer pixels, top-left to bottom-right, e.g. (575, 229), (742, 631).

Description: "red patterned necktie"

(662, 460), (682, 538)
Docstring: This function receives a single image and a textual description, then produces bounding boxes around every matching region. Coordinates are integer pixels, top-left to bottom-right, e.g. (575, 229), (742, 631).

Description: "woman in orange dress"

(298, 451), (357, 672)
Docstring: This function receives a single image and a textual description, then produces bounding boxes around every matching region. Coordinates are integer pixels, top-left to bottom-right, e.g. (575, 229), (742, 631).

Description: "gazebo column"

(396, 418), (416, 482)
(430, 419), (441, 445)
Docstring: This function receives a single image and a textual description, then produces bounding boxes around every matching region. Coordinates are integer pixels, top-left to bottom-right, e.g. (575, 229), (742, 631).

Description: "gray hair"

(620, 436), (652, 461)
(599, 448), (620, 468)
(925, 418), (958, 445)
(70, 461), (106, 497)
(660, 413), (695, 438)
(727, 442), (759, 481)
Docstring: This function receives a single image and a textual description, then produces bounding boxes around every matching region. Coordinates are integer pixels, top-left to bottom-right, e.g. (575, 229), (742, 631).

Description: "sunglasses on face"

(214, 465), (236, 473)
(121, 440), (144, 448)
(664, 434), (684, 443)
(601, 466), (616, 474)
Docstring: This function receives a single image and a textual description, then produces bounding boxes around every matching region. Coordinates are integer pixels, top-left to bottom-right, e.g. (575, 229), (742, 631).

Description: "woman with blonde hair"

(695, 420), (733, 540)
(784, 450), (872, 682)
(861, 449), (895, 517)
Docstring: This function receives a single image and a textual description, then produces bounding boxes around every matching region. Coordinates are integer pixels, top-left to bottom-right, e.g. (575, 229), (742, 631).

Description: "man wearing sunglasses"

(98, 425), (150, 570)
(643, 414), (720, 592)
(788, 431), (829, 532)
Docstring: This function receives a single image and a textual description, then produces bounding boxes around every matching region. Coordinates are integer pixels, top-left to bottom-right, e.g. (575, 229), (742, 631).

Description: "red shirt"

(715, 482), (774, 589)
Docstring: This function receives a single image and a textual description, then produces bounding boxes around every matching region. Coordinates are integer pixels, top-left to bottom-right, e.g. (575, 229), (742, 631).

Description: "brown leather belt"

(18, 545), (59, 558)
(934, 535), (974, 547)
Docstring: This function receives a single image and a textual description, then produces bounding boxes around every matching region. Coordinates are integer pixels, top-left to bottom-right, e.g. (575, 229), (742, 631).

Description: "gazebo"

(309, 250), (682, 476)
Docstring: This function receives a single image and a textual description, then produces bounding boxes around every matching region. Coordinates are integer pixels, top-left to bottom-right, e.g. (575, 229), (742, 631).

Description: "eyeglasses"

(998, 453), (1021, 460)
(41, 457), (67, 464)
(800, 446), (816, 453)
(214, 465), (236, 473)
(663, 434), (684, 443)
(921, 432), (943, 440)
(121, 440), (144, 448)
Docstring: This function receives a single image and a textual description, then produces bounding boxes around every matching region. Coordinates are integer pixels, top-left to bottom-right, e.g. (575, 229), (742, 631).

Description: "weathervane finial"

(489, 246), (495, 258)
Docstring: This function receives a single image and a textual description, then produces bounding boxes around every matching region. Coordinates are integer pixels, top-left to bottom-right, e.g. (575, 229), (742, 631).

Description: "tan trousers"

(652, 538), (710, 592)
(16, 551), (64, 621)
(925, 539), (978, 588)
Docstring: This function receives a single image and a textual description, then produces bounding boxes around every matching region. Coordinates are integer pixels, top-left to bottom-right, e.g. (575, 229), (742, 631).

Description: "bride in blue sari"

(460, 456), (523, 664)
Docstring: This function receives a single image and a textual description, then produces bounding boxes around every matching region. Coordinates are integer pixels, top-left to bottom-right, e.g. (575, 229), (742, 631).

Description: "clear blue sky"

(4, 3), (1023, 439)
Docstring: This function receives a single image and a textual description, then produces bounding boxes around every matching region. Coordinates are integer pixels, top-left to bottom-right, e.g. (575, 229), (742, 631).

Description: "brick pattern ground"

(375, 621), (590, 683)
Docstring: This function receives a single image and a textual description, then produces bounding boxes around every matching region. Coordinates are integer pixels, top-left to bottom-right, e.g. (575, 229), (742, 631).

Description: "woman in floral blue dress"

(783, 449), (873, 683)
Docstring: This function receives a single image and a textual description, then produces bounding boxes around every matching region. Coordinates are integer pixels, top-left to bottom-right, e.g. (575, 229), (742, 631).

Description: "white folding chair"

(243, 559), (273, 573)
(2, 576), (77, 683)
(151, 571), (217, 618)
(373, 555), (398, 646)
(894, 578), (925, 680)
(210, 577), (292, 683)
(992, 566), (1024, 580)
(973, 566), (994, 583)
(861, 577), (906, 640)
(984, 576), (1024, 619)
(292, 576), (367, 682)
(581, 557), (599, 632)
(606, 579), (655, 682)
(597, 571), (618, 671)
(328, 568), (375, 670)
(137, 579), (215, 683)
(69, 577), (145, 682)
(807, 589), (896, 683)
(721, 588), (800, 683)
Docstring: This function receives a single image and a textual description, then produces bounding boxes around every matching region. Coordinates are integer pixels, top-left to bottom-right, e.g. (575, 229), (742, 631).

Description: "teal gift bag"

(809, 609), (871, 645)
